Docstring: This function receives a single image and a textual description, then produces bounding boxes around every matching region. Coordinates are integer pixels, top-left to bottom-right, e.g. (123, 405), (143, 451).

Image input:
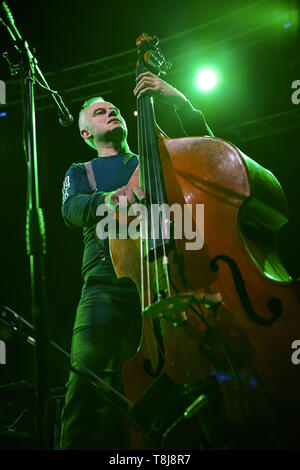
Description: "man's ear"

(81, 128), (93, 140)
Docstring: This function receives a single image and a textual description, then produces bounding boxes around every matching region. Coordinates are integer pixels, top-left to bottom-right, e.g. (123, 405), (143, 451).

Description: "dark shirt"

(61, 102), (213, 284)
(62, 154), (139, 283)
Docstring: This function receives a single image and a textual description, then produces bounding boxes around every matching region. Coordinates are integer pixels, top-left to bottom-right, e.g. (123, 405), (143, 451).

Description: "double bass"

(110, 33), (300, 449)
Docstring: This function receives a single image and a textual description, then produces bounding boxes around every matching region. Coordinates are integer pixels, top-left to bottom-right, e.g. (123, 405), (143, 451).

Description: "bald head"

(78, 96), (105, 149)
(78, 98), (128, 154)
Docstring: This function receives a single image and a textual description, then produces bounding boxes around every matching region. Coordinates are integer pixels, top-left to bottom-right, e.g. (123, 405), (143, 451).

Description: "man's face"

(81, 101), (128, 145)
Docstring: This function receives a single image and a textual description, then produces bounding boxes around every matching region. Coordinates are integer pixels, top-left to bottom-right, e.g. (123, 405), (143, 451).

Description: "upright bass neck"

(135, 34), (173, 257)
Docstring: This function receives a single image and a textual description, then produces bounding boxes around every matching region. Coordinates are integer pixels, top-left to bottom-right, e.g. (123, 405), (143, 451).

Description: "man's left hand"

(133, 71), (188, 111)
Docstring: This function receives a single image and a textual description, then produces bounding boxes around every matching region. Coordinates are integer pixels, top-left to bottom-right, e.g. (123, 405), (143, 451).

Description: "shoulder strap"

(84, 161), (106, 253)
(84, 161), (97, 192)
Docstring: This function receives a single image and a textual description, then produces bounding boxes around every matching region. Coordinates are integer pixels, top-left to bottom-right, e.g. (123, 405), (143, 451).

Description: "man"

(60, 71), (214, 450)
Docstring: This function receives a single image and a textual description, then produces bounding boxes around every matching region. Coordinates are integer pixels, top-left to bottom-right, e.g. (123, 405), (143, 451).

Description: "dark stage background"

(0, 0), (299, 404)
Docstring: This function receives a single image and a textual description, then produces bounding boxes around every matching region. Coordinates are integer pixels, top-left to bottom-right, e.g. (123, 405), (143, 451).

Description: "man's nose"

(108, 108), (117, 117)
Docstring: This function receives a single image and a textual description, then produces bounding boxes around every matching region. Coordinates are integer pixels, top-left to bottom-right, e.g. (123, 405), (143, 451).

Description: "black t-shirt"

(62, 153), (138, 283)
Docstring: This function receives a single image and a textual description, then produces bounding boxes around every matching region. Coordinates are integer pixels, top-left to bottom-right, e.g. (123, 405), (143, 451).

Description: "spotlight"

(196, 69), (218, 91)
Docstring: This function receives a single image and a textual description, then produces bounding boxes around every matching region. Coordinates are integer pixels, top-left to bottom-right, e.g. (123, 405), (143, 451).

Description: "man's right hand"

(104, 185), (146, 209)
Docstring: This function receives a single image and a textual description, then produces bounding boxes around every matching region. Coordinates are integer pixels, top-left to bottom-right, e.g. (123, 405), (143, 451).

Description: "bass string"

(144, 86), (161, 302)
(137, 59), (172, 310)
(141, 87), (171, 361)
(145, 92), (171, 299)
(137, 62), (152, 308)
(140, 65), (171, 301)
(136, 78), (165, 359)
(136, 64), (145, 311)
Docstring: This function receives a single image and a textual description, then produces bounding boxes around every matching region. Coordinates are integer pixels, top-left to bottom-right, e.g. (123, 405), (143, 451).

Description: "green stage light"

(196, 68), (218, 91)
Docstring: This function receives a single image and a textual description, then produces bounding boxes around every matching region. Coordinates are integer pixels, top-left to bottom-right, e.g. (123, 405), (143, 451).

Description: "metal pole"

(21, 55), (51, 450)
(0, 0), (53, 448)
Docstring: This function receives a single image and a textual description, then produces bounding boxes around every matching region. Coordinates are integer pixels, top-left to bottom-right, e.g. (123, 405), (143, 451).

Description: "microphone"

(1, 2), (74, 127)
(55, 92), (74, 127)
(58, 107), (74, 127)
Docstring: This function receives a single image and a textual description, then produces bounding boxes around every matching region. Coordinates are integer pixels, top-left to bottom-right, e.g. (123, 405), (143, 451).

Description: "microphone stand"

(0, 2), (73, 449)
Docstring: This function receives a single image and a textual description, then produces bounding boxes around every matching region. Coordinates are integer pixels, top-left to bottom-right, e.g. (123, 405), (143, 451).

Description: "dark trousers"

(60, 274), (142, 450)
